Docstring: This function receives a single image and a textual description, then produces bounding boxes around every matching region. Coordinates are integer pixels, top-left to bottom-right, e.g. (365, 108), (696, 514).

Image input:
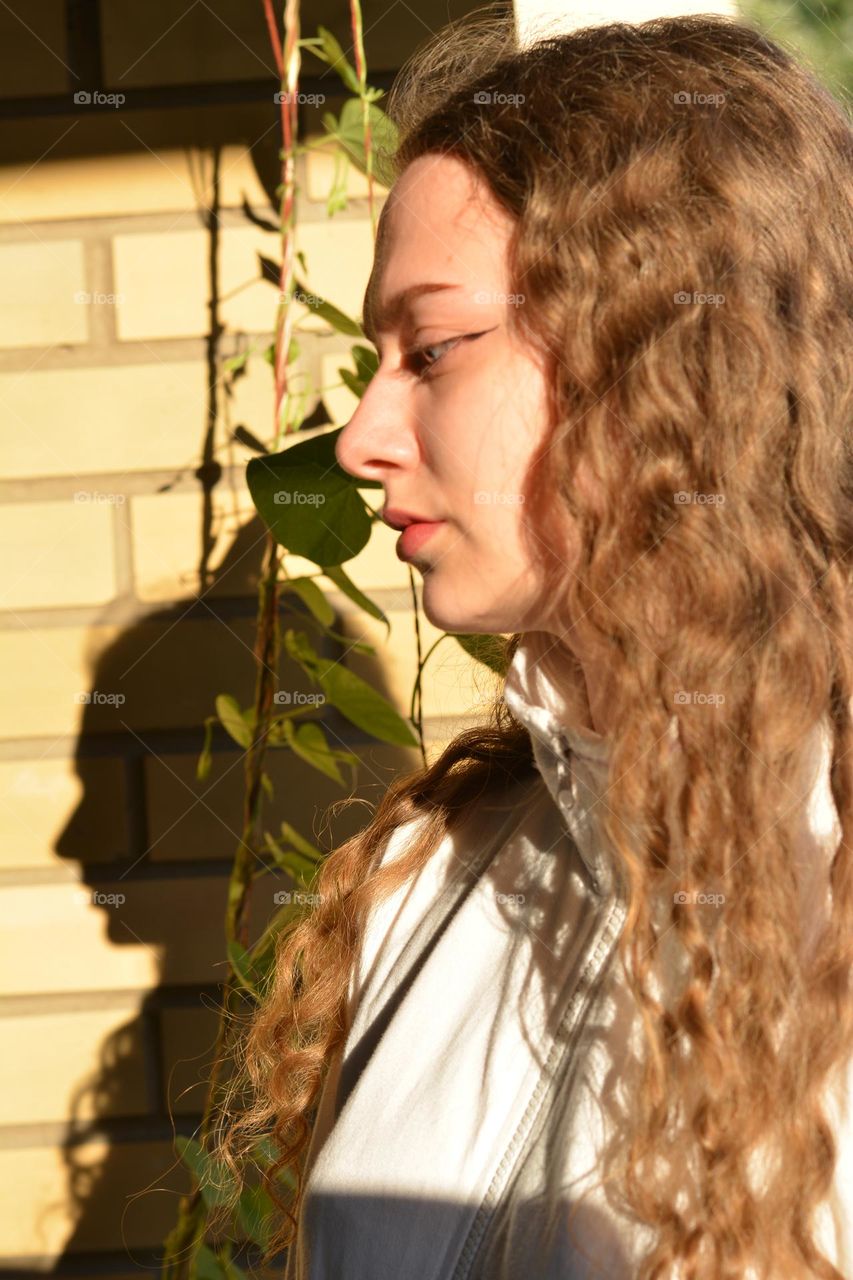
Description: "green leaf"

(237, 1182), (277, 1250)
(293, 278), (363, 336)
(339, 367), (367, 399)
(197, 717), (214, 781)
(247, 431), (376, 567)
(193, 1244), (228, 1280)
(283, 630), (416, 746)
(227, 939), (258, 996)
(313, 26), (362, 95)
(351, 343), (379, 382)
(454, 633), (510, 677)
(252, 1135), (297, 1188)
(233, 424), (268, 454)
(215, 694), (253, 749)
(175, 1135), (236, 1210)
(281, 718), (346, 784)
(264, 831), (322, 888)
(322, 563), (388, 628)
(325, 99), (398, 189)
(259, 771), (274, 802)
(247, 900), (302, 978)
(317, 660), (419, 747)
(281, 576), (335, 626)
(222, 350), (250, 375)
(281, 821), (324, 861)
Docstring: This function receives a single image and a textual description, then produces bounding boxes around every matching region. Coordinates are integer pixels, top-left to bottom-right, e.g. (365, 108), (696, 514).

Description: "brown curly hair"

(210, 9), (853, 1277)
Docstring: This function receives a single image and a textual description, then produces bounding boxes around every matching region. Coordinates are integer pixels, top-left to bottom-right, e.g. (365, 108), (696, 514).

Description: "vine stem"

(159, 1), (299, 1274)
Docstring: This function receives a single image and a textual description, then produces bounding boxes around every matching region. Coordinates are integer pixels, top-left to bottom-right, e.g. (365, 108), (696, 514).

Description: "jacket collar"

(503, 633), (842, 916)
(503, 632), (618, 899)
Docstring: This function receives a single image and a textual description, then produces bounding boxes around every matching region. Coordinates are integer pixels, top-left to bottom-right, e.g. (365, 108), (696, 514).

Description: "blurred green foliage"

(738, 0), (852, 110)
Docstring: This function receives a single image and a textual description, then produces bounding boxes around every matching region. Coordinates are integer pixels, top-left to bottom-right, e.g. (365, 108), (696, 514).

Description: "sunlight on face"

(335, 153), (565, 636)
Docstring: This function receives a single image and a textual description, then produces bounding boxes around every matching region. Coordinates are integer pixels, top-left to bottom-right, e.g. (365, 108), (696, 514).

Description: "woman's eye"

(404, 337), (462, 378)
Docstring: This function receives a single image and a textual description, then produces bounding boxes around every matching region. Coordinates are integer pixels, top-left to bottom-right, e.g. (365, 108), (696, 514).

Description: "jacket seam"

(450, 890), (628, 1280)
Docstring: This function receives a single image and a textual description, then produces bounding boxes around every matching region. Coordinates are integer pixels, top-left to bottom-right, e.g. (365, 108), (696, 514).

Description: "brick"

(131, 486), (261, 603)
(0, 497), (117, 610)
(0, 4), (67, 99)
(293, 218), (375, 339)
(112, 224), (283, 341)
(131, 481), (406, 603)
(144, 739), (421, 862)
(0, 238), (87, 349)
(101, 0), (271, 88)
(0, 873), (273, 996)
(0, 142), (274, 224)
(160, 1003), (221, 1116)
(0, 755), (127, 871)
(0, 361), (253, 479)
(0, 1005), (147, 1125)
(0, 1138), (188, 1257)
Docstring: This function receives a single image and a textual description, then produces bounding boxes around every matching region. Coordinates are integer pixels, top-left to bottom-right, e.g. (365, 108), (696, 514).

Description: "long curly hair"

(210, 10), (853, 1277)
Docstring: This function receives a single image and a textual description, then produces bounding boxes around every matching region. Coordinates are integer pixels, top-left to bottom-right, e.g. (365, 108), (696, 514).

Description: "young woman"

(214, 10), (853, 1278)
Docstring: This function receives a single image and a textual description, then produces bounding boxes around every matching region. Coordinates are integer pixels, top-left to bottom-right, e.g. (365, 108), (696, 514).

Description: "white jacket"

(284, 636), (852, 1279)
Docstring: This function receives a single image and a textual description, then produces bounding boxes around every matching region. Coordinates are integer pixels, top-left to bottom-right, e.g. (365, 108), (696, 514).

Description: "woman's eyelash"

(405, 336), (462, 377)
(403, 329), (494, 378)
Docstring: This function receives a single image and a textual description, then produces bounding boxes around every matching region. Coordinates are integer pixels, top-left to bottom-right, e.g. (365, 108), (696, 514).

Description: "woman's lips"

(396, 520), (445, 561)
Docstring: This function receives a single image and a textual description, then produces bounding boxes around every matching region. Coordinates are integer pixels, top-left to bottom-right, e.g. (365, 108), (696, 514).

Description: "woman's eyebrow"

(361, 281), (464, 345)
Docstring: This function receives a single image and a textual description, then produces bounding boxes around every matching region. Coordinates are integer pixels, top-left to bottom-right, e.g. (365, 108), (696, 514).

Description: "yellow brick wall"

(0, 4), (491, 1275)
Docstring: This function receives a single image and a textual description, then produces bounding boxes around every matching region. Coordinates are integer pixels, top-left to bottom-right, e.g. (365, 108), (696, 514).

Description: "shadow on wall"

(46, 513), (417, 1278)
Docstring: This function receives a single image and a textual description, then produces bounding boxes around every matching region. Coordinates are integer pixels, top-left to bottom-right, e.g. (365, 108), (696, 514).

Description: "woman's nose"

(335, 379), (420, 483)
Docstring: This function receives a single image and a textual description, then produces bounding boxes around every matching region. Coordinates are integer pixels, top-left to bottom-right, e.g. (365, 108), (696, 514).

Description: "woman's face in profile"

(335, 152), (568, 637)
